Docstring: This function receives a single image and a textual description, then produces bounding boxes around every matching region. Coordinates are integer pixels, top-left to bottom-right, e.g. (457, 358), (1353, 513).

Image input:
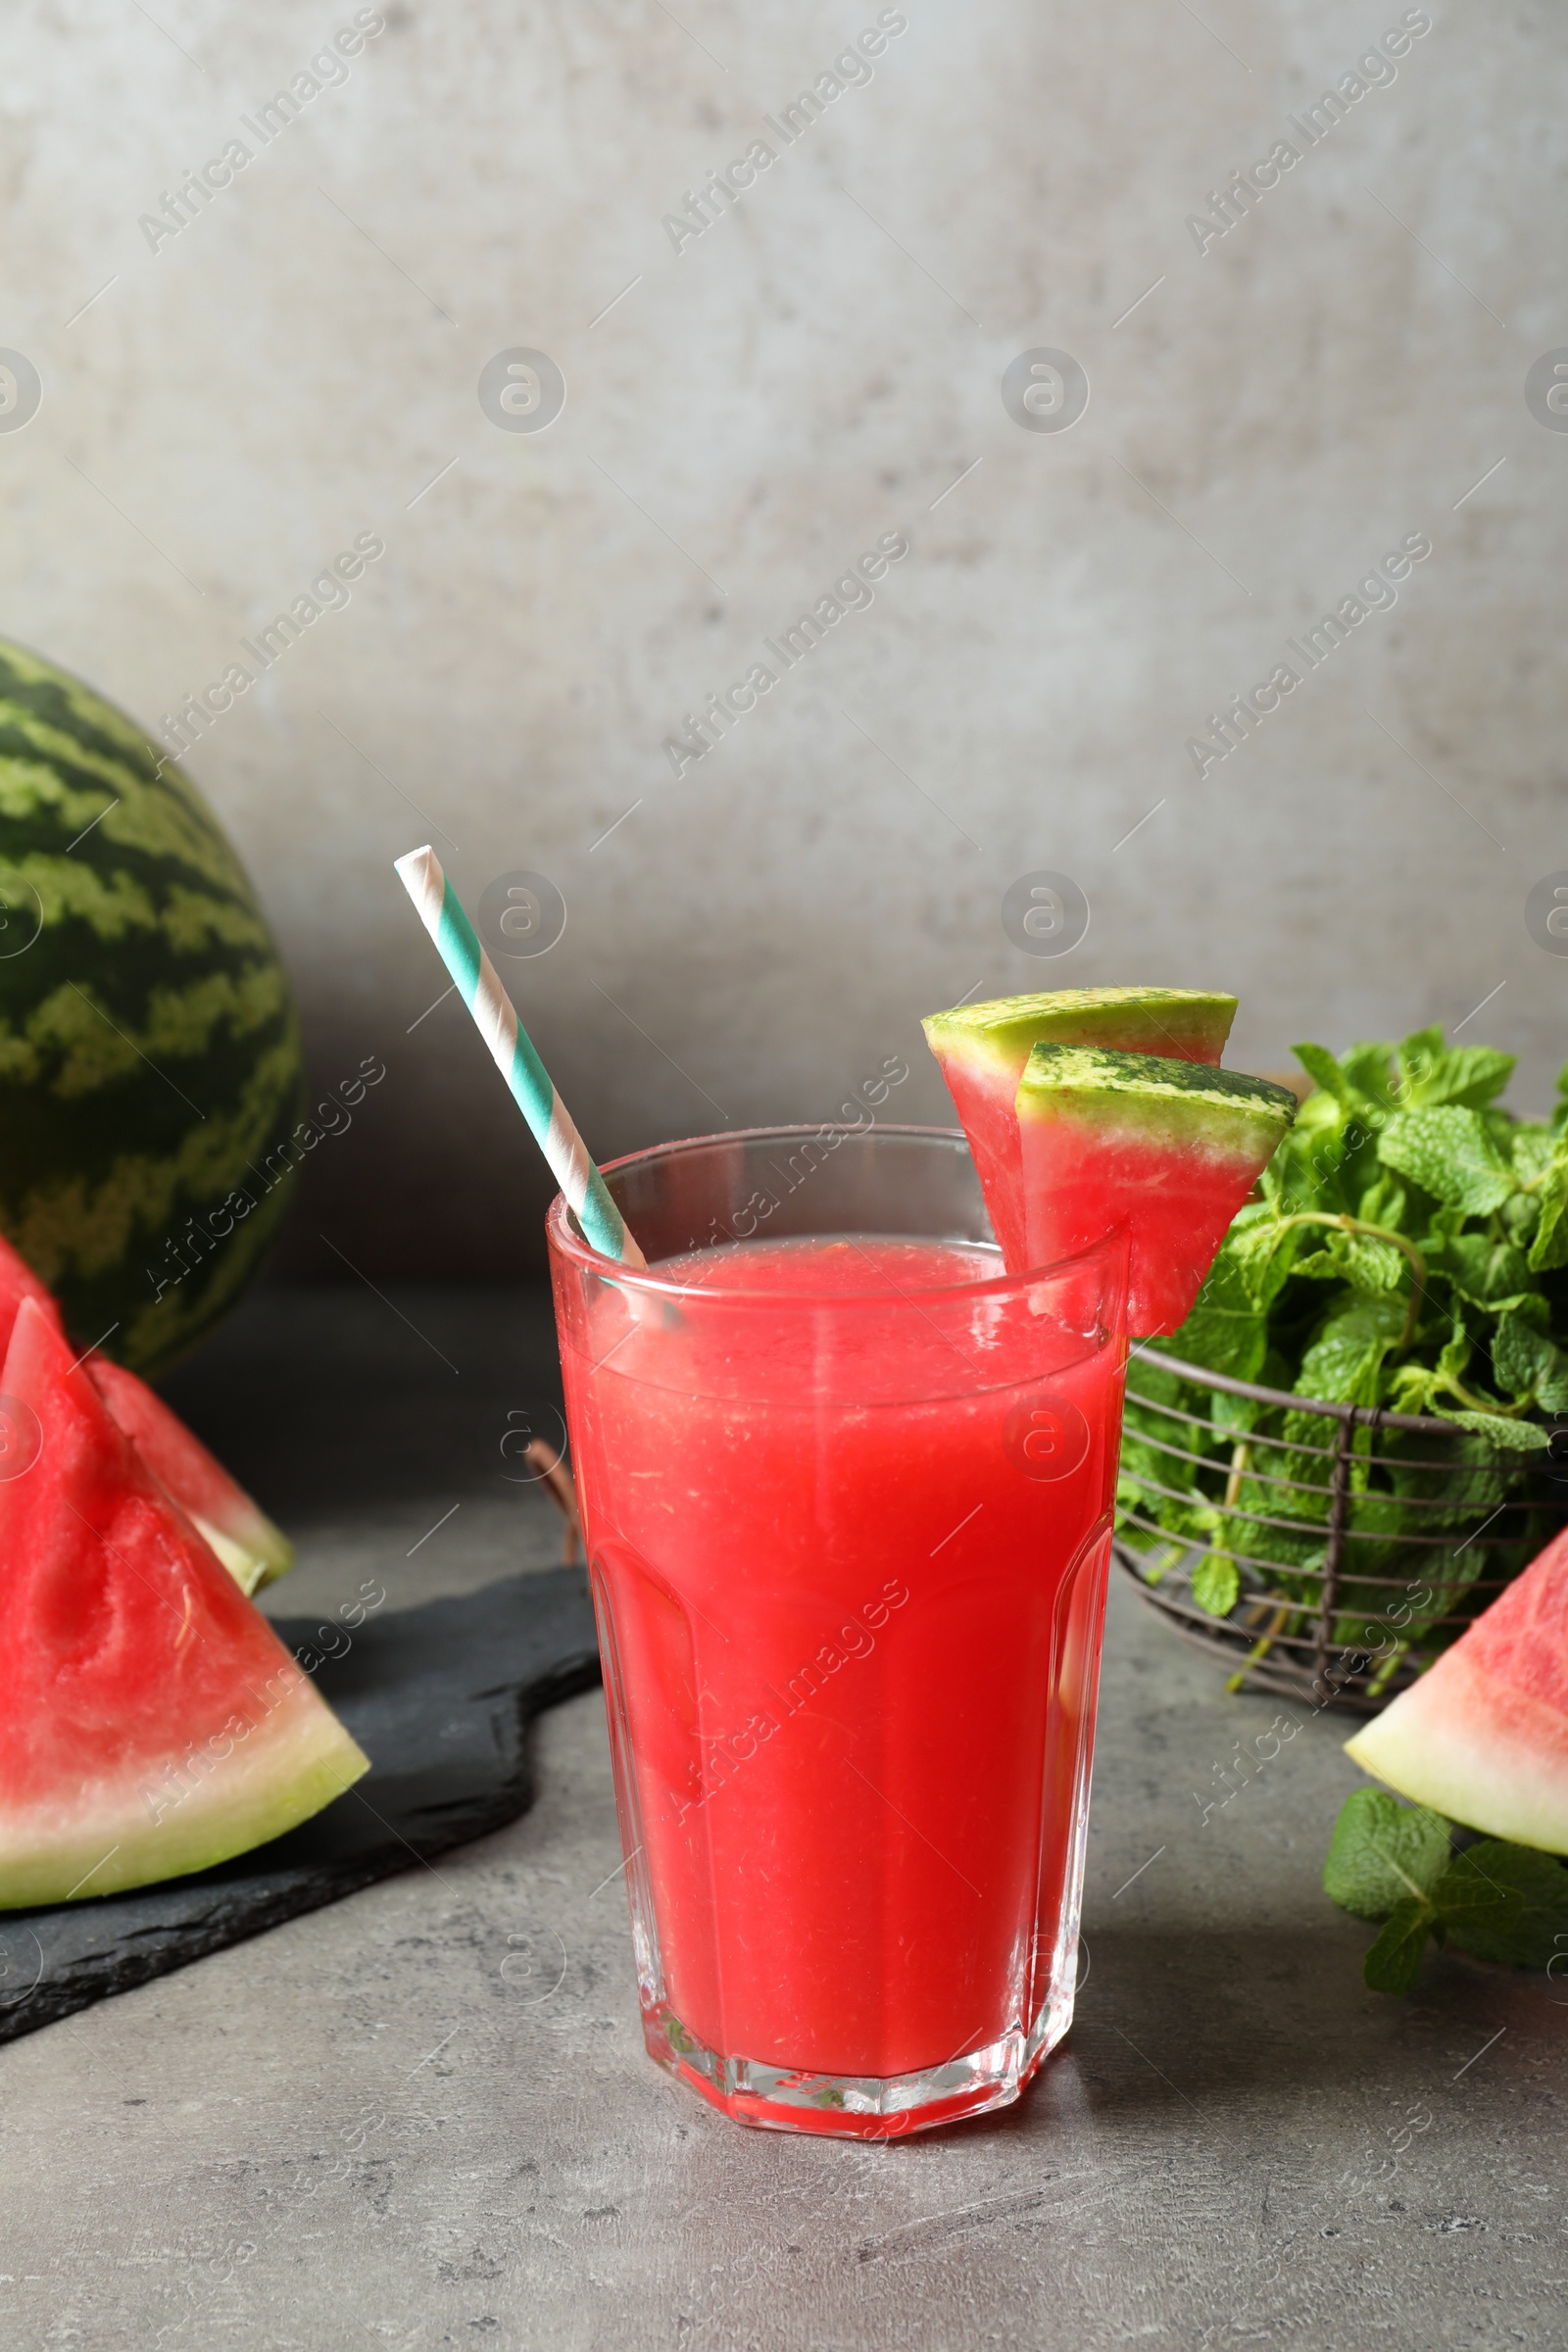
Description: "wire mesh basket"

(1113, 1348), (1568, 1714)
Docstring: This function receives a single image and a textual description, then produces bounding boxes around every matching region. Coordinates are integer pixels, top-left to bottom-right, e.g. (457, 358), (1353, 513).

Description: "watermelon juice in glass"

(548, 1123), (1129, 2136)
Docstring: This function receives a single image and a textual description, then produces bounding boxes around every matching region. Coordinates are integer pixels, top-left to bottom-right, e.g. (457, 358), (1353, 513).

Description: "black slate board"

(0, 1569), (601, 2045)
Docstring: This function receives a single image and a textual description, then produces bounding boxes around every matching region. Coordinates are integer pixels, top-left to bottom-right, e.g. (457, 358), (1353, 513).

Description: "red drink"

(549, 1127), (1128, 2136)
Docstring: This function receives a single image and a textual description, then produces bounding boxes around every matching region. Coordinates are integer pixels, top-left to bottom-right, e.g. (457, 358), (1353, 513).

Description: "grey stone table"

(1, 1287), (1562, 2352)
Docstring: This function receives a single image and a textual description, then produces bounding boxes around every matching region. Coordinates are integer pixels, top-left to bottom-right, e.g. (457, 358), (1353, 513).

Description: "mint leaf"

(1441, 1233), (1534, 1303)
(1356, 1172), (1409, 1232)
(1485, 1291), (1550, 1332)
(1293, 1040), (1351, 1103)
(1324, 1789), (1451, 1919)
(1266, 1113), (1359, 1214)
(1341, 1040), (1396, 1103)
(1190, 1550), (1240, 1617)
(1505, 1192), (1543, 1247)
(1441, 1410), (1550, 1452)
(1489, 1309), (1542, 1400)
(1298, 1297), (1405, 1407)
(1226, 1204), (1303, 1310)
(1164, 1247), (1269, 1381)
(1528, 1144), (1568, 1272)
(1211, 1385), (1259, 1437)
(1490, 1310), (1568, 1410)
(1410, 1047), (1517, 1110)
(1294, 1230), (1406, 1292)
(1378, 1105), (1516, 1215)
(1445, 1049), (1518, 1107)
(1396, 1028), (1516, 1109)
(1512, 1127), (1556, 1187)
(1432, 1849), (1522, 1960)
(1339, 1231), (1406, 1294)
(1436, 1842), (1568, 1969)
(1363, 1896), (1435, 1994)
(1396, 1025), (1447, 1100)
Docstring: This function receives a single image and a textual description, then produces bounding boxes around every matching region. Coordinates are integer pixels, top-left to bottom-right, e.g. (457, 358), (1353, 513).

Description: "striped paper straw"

(394, 846), (647, 1270)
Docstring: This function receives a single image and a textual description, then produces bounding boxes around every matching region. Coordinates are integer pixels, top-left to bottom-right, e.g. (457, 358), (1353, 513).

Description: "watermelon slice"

(0, 1298), (367, 1908)
(87, 1356), (293, 1596)
(1014, 1044), (1297, 1335)
(0, 1230), (291, 1595)
(1345, 1526), (1568, 1854)
(922, 988), (1236, 1269)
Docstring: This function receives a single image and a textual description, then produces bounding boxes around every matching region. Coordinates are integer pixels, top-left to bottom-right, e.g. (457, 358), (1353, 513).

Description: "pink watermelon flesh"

(88, 1356), (293, 1596)
(1346, 1525), (1568, 1853)
(0, 1228), (289, 1595)
(1014, 1045), (1296, 1336)
(922, 988), (1237, 1269)
(0, 1298), (367, 1908)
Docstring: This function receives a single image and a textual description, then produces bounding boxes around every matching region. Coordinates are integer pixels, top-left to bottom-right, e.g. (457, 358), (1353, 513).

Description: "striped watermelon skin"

(0, 639), (305, 1376)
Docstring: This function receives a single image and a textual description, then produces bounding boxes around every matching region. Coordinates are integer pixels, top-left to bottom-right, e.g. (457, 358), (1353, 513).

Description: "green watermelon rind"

(189, 1510), (293, 1596)
(923, 987), (1238, 1076)
(0, 639), (307, 1376)
(0, 1672), (368, 1909)
(1016, 1043), (1298, 1155)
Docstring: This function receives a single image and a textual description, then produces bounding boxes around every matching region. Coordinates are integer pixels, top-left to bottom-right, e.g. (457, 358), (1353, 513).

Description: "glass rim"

(544, 1120), (1128, 1305)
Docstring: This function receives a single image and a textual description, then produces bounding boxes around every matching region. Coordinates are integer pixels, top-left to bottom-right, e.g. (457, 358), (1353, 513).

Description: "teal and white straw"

(394, 846), (647, 1269)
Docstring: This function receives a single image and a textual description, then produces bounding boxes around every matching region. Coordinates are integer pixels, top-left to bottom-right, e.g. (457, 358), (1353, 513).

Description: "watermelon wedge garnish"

(1014, 1045), (1297, 1335)
(1345, 1525), (1568, 1854)
(87, 1356), (293, 1596)
(0, 1229), (291, 1595)
(922, 987), (1237, 1270)
(0, 1298), (367, 1908)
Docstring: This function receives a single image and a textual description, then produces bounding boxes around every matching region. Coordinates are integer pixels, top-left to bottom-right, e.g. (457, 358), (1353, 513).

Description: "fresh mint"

(1119, 1026), (1568, 1652)
(1363, 1897), (1436, 1996)
(1323, 1788), (1449, 1917)
(1529, 1147), (1568, 1271)
(1434, 1840), (1568, 1970)
(1191, 1551), (1241, 1616)
(1323, 1789), (1568, 1991)
(1376, 1104), (1516, 1216)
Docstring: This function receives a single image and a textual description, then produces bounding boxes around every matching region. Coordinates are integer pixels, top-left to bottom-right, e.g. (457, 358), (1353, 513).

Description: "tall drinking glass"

(547, 1124), (1128, 2136)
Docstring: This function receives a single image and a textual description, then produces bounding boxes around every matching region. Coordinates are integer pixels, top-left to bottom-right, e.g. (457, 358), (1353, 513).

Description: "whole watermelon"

(0, 638), (305, 1376)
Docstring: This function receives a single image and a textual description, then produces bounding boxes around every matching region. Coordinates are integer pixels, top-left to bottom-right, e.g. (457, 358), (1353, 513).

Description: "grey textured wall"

(4, 0), (1564, 1274)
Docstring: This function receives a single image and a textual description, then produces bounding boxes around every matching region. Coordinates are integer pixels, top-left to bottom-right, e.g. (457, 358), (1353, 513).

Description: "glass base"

(638, 1969), (1077, 2140)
